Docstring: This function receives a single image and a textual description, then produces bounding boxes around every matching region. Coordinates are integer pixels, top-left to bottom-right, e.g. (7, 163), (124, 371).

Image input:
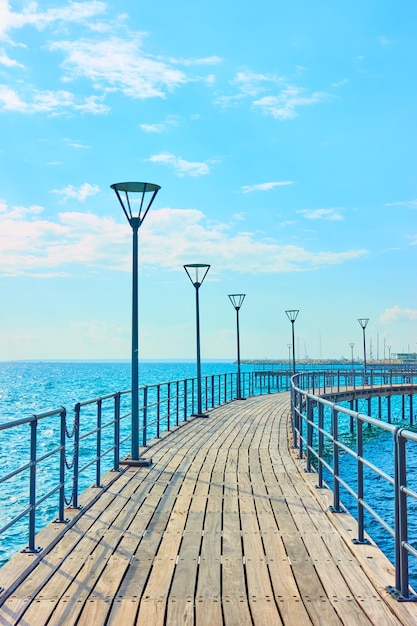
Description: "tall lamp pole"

(285, 310), (299, 374)
(228, 294), (246, 400)
(184, 264), (210, 417)
(358, 318), (369, 371)
(349, 342), (355, 369)
(111, 181), (160, 464)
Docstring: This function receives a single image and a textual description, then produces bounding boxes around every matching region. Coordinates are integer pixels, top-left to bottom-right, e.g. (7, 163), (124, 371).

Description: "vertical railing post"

(392, 428), (404, 598)
(143, 386), (148, 446)
(330, 406), (341, 512)
(306, 396), (313, 472)
(353, 417), (368, 544)
(156, 384), (161, 437)
(96, 399), (102, 488)
(291, 387), (298, 449)
(114, 392), (121, 470)
(167, 383), (171, 431)
(23, 417), (41, 553)
(397, 431), (410, 599)
(318, 403), (324, 487)
(298, 393), (304, 460)
(211, 375), (215, 408)
(72, 403), (81, 509)
(183, 380), (188, 422)
(57, 408), (67, 523)
(176, 381), (180, 426)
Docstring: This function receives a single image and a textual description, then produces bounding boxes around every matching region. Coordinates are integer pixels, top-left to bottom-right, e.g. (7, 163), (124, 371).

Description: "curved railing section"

(290, 369), (417, 601)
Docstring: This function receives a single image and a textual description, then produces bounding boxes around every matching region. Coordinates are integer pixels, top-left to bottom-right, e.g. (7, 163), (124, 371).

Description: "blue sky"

(0, 0), (416, 361)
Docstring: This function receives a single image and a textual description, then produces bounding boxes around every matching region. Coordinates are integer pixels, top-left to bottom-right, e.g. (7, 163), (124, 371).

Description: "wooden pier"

(1, 393), (417, 625)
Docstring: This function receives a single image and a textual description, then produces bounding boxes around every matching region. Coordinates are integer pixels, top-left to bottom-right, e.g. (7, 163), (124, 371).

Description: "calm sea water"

(0, 360), (416, 589)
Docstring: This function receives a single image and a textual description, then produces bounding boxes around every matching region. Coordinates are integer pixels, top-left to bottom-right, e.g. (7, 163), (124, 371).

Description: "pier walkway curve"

(1, 393), (416, 625)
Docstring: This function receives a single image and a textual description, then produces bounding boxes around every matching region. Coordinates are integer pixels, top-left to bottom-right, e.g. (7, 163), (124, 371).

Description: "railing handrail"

(290, 368), (417, 601)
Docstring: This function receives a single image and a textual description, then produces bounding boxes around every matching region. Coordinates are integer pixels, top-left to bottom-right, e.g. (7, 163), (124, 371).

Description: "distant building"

(394, 353), (417, 363)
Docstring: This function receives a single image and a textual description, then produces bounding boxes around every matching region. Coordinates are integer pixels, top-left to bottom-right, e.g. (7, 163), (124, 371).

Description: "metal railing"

(0, 370), (261, 563)
(290, 369), (417, 601)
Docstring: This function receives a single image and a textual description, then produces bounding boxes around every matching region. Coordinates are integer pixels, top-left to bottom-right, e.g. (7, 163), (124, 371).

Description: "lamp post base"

(192, 413), (209, 418)
(120, 457), (152, 467)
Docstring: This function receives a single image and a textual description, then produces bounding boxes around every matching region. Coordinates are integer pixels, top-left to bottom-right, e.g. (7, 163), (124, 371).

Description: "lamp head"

(228, 294), (246, 310)
(357, 318), (369, 329)
(111, 181), (160, 227)
(184, 263), (210, 287)
(285, 309), (299, 323)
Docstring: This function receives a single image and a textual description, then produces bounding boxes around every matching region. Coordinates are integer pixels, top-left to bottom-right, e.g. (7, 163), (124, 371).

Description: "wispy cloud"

(384, 199), (417, 209)
(0, 203), (367, 277)
(49, 36), (190, 100)
(254, 86), (328, 120)
(380, 305), (417, 322)
(216, 71), (329, 119)
(298, 208), (344, 221)
(379, 36), (393, 46)
(233, 71), (284, 96)
(331, 79), (348, 88)
(0, 48), (23, 67)
(51, 183), (100, 202)
(64, 138), (91, 149)
(242, 181), (293, 193)
(170, 55), (222, 67)
(0, 84), (108, 114)
(0, 1), (107, 40)
(140, 117), (179, 133)
(148, 153), (216, 176)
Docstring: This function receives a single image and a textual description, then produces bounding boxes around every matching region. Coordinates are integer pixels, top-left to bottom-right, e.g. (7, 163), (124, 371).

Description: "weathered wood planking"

(1, 394), (416, 626)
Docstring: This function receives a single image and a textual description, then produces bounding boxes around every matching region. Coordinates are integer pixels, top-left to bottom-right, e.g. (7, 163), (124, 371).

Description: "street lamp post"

(287, 344), (291, 371)
(111, 181), (160, 465)
(350, 342), (355, 369)
(184, 264), (210, 417)
(388, 345), (392, 364)
(285, 310), (299, 374)
(228, 294), (246, 400)
(358, 318), (369, 371)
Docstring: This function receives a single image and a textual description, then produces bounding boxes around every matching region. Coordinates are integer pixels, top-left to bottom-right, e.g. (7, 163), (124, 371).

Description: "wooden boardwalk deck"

(1, 393), (417, 625)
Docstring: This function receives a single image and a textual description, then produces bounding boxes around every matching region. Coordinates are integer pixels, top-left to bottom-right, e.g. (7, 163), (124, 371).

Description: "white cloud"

(298, 208), (344, 221)
(331, 79), (348, 88)
(254, 86), (328, 120)
(140, 117), (178, 133)
(216, 71), (329, 119)
(242, 181), (293, 193)
(49, 36), (189, 100)
(0, 48), (23, 67)
(0, 84), (109, 114)
(380, 305), (417, 322)
(233, 71), (284, 96)
(148, 153), (216, 177)
(170, 55), (222, 67)
(0, 1), (107, 40)
(0, 203), (367, 277)
(51, 183), (100, 202)
(385, 199), (417, 209)
(64, 138), (91, 149)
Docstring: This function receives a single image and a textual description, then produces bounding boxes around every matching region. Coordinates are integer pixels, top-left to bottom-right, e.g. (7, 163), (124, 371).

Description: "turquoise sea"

(0, 360), (416, 589)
